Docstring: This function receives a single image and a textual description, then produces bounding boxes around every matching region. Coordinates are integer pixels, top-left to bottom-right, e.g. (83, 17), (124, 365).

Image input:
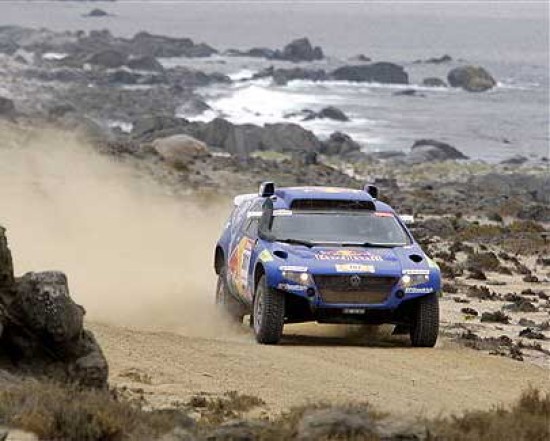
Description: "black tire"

(253, 275), (285, 344)
(215, 269), (245, 323)
(410, 293), (439, 347)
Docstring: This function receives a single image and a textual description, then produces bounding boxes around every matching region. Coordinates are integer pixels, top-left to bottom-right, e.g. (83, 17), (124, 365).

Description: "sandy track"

(91, 322), (549, 418)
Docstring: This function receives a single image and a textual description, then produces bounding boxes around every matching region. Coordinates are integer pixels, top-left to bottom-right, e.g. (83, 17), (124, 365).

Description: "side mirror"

(258, 198), (274, 240)
(399, 214), (415, 225)
(364, 184), (378, 199)
(259, 181), (275, 197)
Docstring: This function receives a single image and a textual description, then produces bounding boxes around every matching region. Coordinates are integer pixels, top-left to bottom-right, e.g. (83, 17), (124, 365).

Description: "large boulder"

(276, 37), (324, 62)
(86, 49), (127, 68)
(152, 134), (210, 167)
(409, 139), (469, 162)
(331, 62), (409, 84)
(260, 123), (322, 153)
(316, 106), (350, 122)
(296, 407), (374, 440)
(320, 132), (362, 156)
(447, 65), (496, 92)
(10, 272), (84, 344)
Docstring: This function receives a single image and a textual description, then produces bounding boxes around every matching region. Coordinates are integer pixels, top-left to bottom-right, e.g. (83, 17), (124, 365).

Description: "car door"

(227, 200), (259, 301)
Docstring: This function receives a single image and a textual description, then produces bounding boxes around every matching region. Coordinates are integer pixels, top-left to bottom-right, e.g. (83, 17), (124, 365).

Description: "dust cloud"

(0, 123), (236, 336)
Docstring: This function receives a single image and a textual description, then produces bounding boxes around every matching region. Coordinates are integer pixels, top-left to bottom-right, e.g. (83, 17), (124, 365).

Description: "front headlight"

(282, 270), (313, 285)
(400, 273), (430, 288)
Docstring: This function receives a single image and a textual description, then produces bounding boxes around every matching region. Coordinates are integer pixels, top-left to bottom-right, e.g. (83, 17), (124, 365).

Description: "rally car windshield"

(270, 212), (411, 247)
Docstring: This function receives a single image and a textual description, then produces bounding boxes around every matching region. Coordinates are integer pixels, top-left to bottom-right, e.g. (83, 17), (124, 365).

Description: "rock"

(132, 115), (189, 141)
(11, 271), (84, 344)
(0, 96), (15, 117)
(128, 31), (217, 58)
(447, 65), (496, 92)
(176, 97), (211, 117)
(423, 54), (452, 64)
(500, 155), (528, 165)
(409, 139), (469, 162)
(204, 420), (267, 441)
(85, 8), (108, 17)
(0, 226), (15, 293)
(317, 106), (350, 122)
(126, 55), (164, 72)
(393, 89), (425, 97)
(296, 407), (374, 440)
(276, 37), (323, 62)
(519, 328), (546, 340)
(518, 318), (536, 327)
(68, 330), (109, 388)
(422, 77), (447, 87)
(461, 307), (479, 316)
(354, 54), (372, 62)
(270, 67), (327, 85)
(152, 134), (210, 167)
(260, 123), (322, 154)
(107, 70), (140, 85)
(480, 311), (510, 324)
(331, 62), (409, 84)
(320, 131), (362, 156)
(86, 49), (127, 68)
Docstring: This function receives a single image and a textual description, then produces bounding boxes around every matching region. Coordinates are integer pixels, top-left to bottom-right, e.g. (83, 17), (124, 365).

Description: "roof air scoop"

(364, 184), (378, 199)
(259, 181), (275, 197)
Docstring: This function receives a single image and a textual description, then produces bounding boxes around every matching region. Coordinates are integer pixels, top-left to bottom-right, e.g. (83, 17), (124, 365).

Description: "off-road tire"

(253, 275), (285, 344)
(410, 293), (439, 347)
(215, 269), (244, 323)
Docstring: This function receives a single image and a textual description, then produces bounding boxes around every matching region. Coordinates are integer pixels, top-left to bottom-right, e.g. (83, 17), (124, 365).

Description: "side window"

(243, 218), (258, 237)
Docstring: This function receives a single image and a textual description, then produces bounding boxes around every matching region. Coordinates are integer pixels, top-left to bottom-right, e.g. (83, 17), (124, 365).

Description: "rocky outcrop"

(275, 37), (324, 62)
(0, 227), (108, 388)
(447, 65), (496, 92)
(227, 37), (323, 62)
(409, 139), (469, 162)
(152, 134), (210, 167)
(126, 31), (217, 58)
(331, 62), (409, 84)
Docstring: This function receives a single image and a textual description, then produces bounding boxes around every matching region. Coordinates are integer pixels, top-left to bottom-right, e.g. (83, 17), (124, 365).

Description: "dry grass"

(0, 380), (548, 441)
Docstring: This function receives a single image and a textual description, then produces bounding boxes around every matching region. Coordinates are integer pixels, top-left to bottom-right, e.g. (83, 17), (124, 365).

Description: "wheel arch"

(214, 246), (225, 275)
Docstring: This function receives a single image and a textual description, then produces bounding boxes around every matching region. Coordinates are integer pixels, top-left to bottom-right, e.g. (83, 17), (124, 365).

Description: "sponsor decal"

(228, 237), (254, 296)
(259, 249), (274, 262)
(402, 269), (430, 275)
(279, 265), (308, 272)
(374, 212), (393, 217)
(277, 283), (308, 291)
(335, 264), (375, 273)
(405, 287), (433, 294)
(315, 250), (384, 262)
(273, 209), (293, 216)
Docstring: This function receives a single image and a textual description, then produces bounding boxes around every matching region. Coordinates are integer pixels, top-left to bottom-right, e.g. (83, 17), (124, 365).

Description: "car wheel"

(215, 268), (244, 323)
(253, 275), (285, 344)
(410, 293), (439, 347)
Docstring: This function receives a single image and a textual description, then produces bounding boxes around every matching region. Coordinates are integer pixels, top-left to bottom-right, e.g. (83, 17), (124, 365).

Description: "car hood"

(268, 242), (430, 276)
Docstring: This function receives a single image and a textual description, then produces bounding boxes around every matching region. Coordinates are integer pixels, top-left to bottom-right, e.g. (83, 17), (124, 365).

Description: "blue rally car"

(214, 182), (441, 346)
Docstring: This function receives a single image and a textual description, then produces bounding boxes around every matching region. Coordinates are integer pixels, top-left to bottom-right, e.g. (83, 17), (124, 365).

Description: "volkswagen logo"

(349, 274), (361, 287)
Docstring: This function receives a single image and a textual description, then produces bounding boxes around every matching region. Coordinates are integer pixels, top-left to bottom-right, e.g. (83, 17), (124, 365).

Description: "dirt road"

(91, 321), (549, 418)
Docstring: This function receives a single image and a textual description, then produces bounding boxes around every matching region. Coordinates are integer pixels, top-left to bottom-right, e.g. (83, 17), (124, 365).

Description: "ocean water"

(0, 0), (548, 161)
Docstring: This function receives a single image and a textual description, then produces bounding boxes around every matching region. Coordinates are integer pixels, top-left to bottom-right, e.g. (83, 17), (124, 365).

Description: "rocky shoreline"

(0, 25), (549, 369)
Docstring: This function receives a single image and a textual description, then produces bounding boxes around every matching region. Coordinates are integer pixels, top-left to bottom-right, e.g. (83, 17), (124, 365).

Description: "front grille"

(314, 275), (398, 304)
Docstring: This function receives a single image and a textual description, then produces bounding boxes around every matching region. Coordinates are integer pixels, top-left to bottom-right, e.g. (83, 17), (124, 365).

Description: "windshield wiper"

(276, 238), (316, 248)
(341, 242), (402, 248)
